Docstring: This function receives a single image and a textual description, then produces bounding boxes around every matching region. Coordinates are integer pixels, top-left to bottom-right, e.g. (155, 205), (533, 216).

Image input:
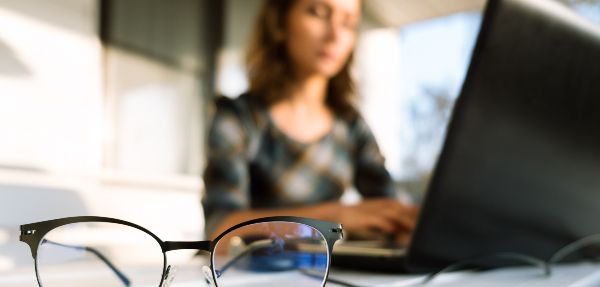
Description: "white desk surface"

(2, 236), (600, 287)
(2, 256), (600, 287)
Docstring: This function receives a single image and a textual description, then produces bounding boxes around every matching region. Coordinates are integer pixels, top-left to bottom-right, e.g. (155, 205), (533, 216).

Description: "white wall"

(0, 0), (204, 274)
(355, 30), (405, 179)
(0, 0), (103, 173)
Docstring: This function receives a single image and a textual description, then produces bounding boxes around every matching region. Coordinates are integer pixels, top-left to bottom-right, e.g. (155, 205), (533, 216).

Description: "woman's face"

(284, 0), (360, 79)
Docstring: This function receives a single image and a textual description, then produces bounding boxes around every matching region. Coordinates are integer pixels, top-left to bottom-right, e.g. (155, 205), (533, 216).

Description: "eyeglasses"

(20, 216), (343, 287)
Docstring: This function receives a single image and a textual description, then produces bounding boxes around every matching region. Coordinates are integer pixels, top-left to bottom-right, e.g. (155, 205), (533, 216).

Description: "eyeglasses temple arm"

(42, 239), (131, 286)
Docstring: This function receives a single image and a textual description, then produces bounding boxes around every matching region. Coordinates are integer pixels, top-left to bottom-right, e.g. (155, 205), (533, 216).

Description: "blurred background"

(0, 0), (598, 277)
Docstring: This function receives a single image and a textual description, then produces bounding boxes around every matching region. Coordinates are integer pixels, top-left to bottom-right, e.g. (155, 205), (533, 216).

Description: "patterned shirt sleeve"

(352, 116), (397, 199)
(202, 97), (251, 237)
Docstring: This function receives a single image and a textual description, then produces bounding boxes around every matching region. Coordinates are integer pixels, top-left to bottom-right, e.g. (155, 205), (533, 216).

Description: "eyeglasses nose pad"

(161, 265), (178, 287)
(202, 265), (216, 287)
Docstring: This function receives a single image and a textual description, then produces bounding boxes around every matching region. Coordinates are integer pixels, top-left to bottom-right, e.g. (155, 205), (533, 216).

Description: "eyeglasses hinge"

(21, 229), (36, 236)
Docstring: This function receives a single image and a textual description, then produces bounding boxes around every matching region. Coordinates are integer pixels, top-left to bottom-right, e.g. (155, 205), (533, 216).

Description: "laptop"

(332, 0), (600, 273)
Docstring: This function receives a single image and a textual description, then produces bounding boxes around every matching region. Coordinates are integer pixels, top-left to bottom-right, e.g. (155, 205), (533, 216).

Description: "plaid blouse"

(202, 94), (396, 235)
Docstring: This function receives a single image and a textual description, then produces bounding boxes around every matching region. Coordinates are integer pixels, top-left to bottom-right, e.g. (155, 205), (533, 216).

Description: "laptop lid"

(406, 0), (600, 272)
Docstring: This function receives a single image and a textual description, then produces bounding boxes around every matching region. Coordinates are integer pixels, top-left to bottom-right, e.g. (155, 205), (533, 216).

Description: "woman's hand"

(336, 199), (420, 245)
(214, 199), (419, 246)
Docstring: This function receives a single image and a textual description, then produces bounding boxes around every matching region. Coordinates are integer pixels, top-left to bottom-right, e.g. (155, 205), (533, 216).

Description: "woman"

(203, 0), (418, 243)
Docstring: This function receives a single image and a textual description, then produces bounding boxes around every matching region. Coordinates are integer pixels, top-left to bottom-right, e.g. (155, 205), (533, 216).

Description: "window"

(356, 12), (482, 197)
(358, 0), (599, 197)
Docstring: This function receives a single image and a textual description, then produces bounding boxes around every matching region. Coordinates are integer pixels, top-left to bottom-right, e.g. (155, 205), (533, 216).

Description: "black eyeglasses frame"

(20, 215), (344, 287)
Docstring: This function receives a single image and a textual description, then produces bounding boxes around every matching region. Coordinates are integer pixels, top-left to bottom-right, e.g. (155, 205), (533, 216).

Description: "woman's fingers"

(363, 200), (419, 232)
(340, 199), (421, 238)
(395, 231), (413, 246)
(364, 215), (397, 233)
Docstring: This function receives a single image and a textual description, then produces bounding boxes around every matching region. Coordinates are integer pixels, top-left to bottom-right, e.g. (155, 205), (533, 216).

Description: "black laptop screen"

(407, 0), (600, 272)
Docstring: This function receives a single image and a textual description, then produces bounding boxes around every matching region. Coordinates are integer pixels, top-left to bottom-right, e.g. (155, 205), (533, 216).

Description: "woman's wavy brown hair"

(246, 0), (358, 120)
